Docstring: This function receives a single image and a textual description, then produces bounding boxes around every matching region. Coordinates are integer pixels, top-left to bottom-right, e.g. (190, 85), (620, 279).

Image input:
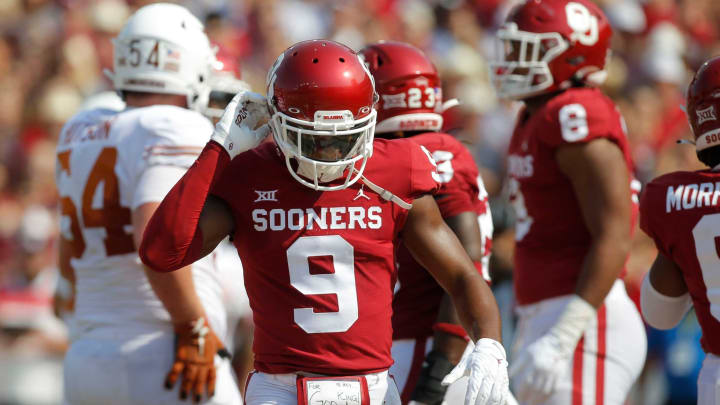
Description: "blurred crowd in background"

(0, 0), (716, 403)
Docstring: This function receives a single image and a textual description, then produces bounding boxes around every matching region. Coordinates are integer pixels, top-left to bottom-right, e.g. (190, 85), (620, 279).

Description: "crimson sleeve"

(434, 150), (479, 219)
(139, 141), (230, 272)
(639, 180), (671, 258)
(410, 143), (441, 199)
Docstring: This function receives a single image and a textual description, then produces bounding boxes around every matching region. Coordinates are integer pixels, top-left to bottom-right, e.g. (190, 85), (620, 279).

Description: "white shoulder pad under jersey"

(117, 105), (212, 173)
(112, 105), (212, 208)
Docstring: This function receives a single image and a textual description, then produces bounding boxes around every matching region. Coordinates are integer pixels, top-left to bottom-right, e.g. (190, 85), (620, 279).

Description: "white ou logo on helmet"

(566, 2), (599, 46)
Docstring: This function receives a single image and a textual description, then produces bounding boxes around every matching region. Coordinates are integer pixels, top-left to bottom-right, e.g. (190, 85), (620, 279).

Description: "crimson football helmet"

(204, 50), (250, 121)
(687, 56), (720, 154)
(490, 0), (612, 100)
(267, 40), (378, 191)
(360, 41), (443, 134)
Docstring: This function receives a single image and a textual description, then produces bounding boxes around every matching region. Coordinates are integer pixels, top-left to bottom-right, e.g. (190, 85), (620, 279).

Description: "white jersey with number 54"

(55, 105), (228, 338)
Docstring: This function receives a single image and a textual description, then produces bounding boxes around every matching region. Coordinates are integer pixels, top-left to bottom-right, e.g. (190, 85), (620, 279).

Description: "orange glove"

(165, 317), (230, 402)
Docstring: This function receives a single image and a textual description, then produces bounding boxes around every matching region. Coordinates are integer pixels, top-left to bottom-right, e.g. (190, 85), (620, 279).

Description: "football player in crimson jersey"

(140, 40), (510, 405)
(491, 0), (646, 404)
(640, 56), (720, 405)
(359, 41), (494, 405)
(56, 4), (242, 404)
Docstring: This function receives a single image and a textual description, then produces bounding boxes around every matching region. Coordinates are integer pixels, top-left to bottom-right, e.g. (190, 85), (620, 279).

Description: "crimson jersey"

(210, 138), (440, 375)
(640, 170), (720, 356)
(392, 132), (492, 339)
(507, 88), (638, 305)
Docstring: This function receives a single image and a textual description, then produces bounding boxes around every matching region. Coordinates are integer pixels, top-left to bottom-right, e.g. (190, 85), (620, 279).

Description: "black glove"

(410, 350), (457, 405)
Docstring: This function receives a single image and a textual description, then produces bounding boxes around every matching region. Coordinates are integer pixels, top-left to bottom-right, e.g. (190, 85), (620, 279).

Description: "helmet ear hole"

(312, 58), (319, 64)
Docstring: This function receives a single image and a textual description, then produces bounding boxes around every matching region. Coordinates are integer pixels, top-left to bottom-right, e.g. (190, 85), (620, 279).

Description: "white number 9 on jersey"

(287, 235), (359, 333)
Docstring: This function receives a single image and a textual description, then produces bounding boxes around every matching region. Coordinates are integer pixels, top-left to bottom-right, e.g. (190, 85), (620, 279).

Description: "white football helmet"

(107, 3), (215, 111)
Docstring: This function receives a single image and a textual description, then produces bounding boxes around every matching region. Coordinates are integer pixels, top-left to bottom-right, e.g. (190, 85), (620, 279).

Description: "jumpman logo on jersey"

(354, 184), (370, 201)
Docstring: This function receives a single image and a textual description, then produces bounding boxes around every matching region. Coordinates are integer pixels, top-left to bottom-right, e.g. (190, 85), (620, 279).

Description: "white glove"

(210, 91), (271, 159)
(508, 295), (595, 404)
(442, 338), (509, 405)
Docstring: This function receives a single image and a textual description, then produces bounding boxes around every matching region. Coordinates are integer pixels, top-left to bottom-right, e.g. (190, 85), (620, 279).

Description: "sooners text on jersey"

(507, 88), (638, 305)
(640, 170), (720, 356)
(210, 138), (440, 374)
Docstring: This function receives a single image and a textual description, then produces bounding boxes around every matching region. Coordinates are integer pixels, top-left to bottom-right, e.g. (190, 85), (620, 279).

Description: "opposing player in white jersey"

(56, 4), (242, 404)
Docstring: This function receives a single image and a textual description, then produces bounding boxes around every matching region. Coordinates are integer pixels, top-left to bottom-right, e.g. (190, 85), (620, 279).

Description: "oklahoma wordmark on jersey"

(251, 206), (383, 231)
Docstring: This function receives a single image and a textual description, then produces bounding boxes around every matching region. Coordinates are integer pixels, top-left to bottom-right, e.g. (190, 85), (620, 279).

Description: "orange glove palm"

(166, 317), (230, 402)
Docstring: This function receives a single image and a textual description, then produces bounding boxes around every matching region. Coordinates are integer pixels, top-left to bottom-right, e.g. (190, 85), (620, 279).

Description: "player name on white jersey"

(666, 182), (720, 212)
(252, 206), (383, 231)
(60, 120), (112, 146)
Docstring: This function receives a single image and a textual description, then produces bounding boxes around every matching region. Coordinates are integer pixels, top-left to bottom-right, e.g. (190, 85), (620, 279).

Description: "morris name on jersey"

(251, 206), (383, 231)
(665, 182), (720, 212)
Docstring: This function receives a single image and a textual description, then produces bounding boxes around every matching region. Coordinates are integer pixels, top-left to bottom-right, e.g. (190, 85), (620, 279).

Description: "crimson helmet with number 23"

(490, 0), (612, 100)
(360, 41), (443, 134)
(267, 40), (378, 191)
(687, 57), (720, 165)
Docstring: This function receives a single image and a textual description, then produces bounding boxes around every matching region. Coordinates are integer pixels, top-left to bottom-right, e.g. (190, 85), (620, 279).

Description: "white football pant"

(244, 370), (401, 405)
(390, 338), (469, 404)
(63, 330), (242, 405)
(511, 280), (646, 405)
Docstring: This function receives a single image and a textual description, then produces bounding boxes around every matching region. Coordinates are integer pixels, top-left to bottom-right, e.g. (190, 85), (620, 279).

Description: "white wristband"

(640, 274), (692, 330)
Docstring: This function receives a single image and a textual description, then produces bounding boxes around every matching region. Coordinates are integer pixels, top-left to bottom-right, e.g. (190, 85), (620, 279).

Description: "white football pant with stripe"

(510, 281), (646, 405)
